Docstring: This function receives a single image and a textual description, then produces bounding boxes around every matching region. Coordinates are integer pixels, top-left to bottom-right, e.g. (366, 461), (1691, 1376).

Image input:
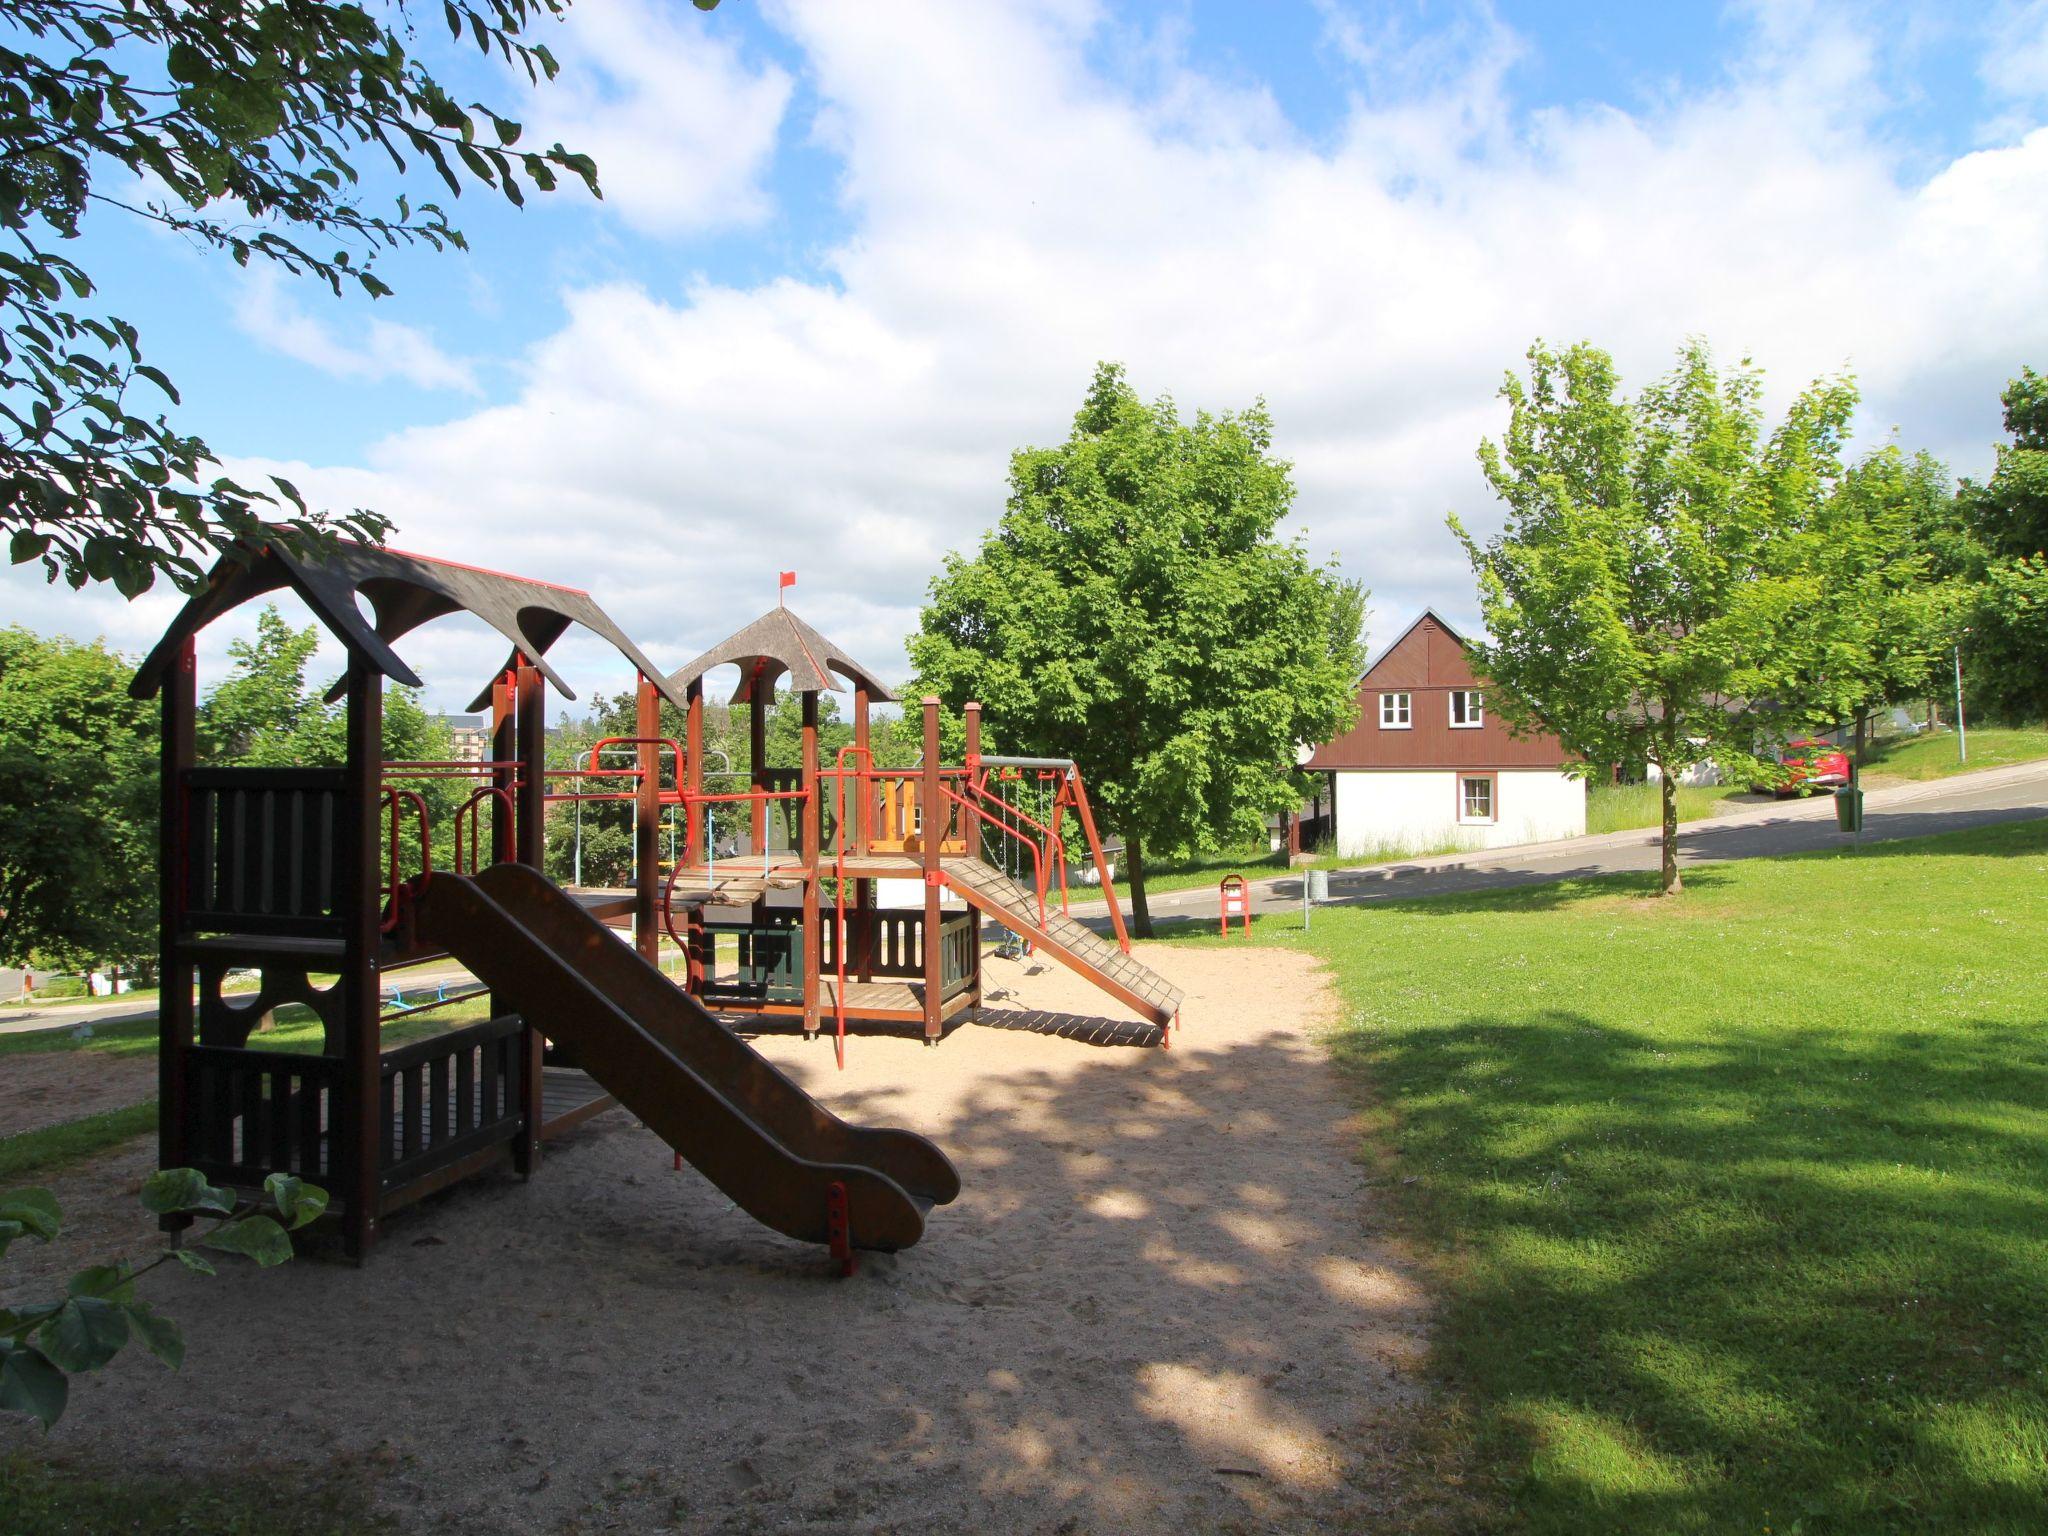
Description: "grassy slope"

(1861, 727), (2048, 783)
(1585, 781), (1749, 834)
(1189, 819), (2048, 1533)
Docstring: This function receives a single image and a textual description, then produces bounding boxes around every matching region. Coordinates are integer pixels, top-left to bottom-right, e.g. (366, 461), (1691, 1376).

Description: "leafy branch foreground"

(0, 1168), (326, 1428)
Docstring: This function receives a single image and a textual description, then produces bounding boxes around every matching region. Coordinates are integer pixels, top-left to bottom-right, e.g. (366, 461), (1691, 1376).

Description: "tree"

(910, 362), (1362, 936)
(1809, 445), (1974, 758)
(1960, 367), (2048, 723)
(0, 626), (155, 970)
(1452, 340), (1861, 896)
(3, 0), (718, 596)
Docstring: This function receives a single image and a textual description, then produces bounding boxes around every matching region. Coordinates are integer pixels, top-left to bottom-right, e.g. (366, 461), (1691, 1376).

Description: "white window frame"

(1458, 773), (1496, 824)
(1449, 689), (1484, 729)
(1379, 691), (1412, 730)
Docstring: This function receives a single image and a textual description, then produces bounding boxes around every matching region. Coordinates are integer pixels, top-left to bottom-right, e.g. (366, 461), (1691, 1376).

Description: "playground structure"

(131, 538), (1180, 1262)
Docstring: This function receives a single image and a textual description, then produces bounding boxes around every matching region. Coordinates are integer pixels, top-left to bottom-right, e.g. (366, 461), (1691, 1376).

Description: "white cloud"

(515, 0), (793, 236)
(12, 0), (2048, 709)
(235, 268), (481, 394)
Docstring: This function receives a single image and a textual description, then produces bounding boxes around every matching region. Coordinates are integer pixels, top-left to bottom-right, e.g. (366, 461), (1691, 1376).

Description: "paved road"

(1078, 759), (2048, 931)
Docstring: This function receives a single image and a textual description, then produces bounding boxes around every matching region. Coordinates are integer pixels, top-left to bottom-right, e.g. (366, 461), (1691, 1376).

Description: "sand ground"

(2, 944), (1434, 1534)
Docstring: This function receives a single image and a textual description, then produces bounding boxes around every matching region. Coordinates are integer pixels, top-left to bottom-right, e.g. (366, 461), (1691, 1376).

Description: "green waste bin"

(1834, 784), (1864, 833)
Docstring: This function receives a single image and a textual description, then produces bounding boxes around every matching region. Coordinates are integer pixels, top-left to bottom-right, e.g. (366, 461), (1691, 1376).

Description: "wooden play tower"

(131, 538), (1178, 1263)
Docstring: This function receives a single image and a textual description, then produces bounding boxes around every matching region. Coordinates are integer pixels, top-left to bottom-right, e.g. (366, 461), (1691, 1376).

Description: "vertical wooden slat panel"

(429, 1054), (450, 1147)
(268, 1069), (294, 1169)
(401, 1067), (422, 1162)
(300, 1074), (326, 1176)
(455, 1045), (475, 1137)
(378, 1071), (395, 1173)
(479, 1034), (501, 1123)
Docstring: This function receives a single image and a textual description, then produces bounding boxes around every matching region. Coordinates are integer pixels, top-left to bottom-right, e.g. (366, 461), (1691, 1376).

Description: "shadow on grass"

(1330, 1004), (2048, 1533)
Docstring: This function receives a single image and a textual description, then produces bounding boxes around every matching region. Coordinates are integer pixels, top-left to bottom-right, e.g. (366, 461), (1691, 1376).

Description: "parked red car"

(1753, 738), (1852, 798)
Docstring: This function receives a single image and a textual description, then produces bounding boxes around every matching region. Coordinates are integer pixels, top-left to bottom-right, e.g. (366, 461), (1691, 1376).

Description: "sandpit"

(2, 944), (1433, 1533)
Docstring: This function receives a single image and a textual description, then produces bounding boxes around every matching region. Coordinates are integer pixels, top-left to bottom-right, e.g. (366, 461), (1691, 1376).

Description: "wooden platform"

(539, 1067), (615, 1136)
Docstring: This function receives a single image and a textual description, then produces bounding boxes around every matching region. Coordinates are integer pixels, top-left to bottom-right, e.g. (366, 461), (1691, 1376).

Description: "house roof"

(1358, 607), (1466, 683)
(130, 539), (686, 711)
(666, 606), (897, 705)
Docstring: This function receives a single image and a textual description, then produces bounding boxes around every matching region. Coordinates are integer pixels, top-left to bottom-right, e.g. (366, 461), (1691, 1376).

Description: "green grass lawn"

(1586, 780), (1751, 834)
(1861, 726), (2048, 784)
(1, 1452), (394, 1536)
(1193, 818), (2048, 1533)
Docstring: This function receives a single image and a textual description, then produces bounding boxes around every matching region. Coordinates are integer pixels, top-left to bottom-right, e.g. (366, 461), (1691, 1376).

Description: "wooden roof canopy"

(666, 606), (898, 706)
(130, 538), (687, 710)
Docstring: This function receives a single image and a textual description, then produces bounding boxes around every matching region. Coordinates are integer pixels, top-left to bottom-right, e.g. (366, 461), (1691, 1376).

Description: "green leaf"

(6, 530), (51, 565)
(172, 1249), (217, 1277)
(0, 1191), (61, 1243)
(694, 0), (721, 9)
(65, 1263), (133, 1302)
(139, 1168), (232, 1217)
(0, 1342), (69, 1430)
(264, 1174), (329, 1230)
(36, 1297), (128, 1373)
(123, 1304), (184, 1370)
(202, 1214), (294, 1267)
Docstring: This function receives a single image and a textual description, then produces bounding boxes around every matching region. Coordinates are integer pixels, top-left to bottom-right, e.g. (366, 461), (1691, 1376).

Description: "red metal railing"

(379, 787), (431, 933)
(452, 786), (515, 876)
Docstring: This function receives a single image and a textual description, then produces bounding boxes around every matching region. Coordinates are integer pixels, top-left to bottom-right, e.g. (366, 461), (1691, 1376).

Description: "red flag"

(779, 571), (796, 589)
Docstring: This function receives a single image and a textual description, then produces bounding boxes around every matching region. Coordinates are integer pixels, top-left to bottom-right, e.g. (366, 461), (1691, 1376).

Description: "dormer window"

(1379, 692), (1411, 729)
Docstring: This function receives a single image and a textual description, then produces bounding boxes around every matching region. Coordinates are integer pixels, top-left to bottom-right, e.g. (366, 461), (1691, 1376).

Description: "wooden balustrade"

(182, 769), (348, 936)
(182, 1045), (342, 1186)
(939, 913), (977, 998)
(379, 1014), (526, 1192)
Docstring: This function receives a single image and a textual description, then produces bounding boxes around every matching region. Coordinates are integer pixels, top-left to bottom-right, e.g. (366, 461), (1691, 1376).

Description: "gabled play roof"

(130, 539), (686, 709)
(666, 605), (897, 705)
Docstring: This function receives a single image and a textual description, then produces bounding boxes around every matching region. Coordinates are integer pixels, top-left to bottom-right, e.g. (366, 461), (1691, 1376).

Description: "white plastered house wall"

(1330, 768), (1585, 857)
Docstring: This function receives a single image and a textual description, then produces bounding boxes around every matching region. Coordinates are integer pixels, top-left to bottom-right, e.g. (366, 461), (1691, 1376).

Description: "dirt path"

(0, 1049), (156, 1137)
(2, 945), (1434, 1533)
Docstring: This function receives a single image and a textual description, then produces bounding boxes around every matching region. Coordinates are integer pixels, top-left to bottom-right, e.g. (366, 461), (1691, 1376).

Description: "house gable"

(1304, 610), (1573, 771)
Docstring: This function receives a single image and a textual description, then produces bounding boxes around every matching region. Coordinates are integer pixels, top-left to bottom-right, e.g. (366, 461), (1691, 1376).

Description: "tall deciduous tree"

(910, 362), (1361, 936)
(1810, 445), (1974, 757)
(1961, 367), (2048, 723)
(2, 0), (718, 595)
(0, 626), (155, 969)
(1453, 340), (1858, 896)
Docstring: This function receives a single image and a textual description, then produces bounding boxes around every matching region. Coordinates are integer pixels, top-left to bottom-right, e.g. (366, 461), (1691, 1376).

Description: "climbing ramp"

(941, 857), (1183, 1027)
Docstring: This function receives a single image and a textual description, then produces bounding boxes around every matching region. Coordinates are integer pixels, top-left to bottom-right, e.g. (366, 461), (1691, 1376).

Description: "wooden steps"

(940, 858), (1182, 1026)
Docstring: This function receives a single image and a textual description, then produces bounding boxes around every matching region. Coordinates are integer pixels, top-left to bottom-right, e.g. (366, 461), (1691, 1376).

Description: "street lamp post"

(1954, 639), (1968, 765)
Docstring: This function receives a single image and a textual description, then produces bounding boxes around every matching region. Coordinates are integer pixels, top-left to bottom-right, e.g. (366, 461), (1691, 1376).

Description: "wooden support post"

(342, 659), (384, 1258)
(853, 684), (872, 982)
(921, 696), (943, 1043)
(801, 690), (821, 1038)
(513, 660), (546, 1176)
(963, 701), (982, 861)
(748, 666), (768, 857)
(748, 666), (769, 939)
(635, 674), (660, 965)
(486, 670), (516, 1026)
(684, 680), (705, 993)
(157, 639), (196, 1225)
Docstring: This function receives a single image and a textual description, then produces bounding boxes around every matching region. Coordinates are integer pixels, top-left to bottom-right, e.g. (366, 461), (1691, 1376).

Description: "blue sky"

(11, 0), (2048, 709)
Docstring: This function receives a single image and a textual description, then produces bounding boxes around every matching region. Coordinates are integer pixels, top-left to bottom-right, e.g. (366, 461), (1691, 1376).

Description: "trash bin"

(1307, 869), (1330, 902)
(1833, 784), (1864, 833)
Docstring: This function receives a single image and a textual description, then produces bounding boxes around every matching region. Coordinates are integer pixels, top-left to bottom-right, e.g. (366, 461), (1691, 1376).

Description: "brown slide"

(414, 866), (958, 1252)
